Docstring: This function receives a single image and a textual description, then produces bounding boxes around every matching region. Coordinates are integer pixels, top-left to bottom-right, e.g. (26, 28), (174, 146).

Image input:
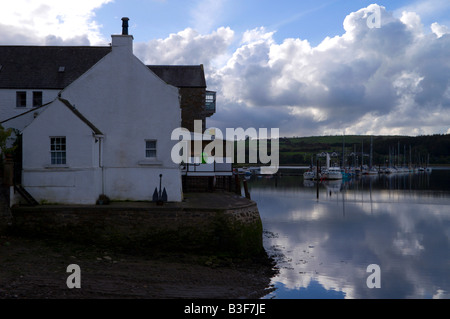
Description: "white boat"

(237, 167), (252, 175)
(303, 170), (316, 180)
(362, 165), (378, 175)
(365, 168), (378, 175)
(386, 167), (397, 174)
(396, 167), (409, 173)
(323, 167), (343, 180)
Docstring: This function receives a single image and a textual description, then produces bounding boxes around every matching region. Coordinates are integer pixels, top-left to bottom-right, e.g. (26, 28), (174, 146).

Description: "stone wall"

(180, 87), (207, 132)
(10, 201), (264, 257)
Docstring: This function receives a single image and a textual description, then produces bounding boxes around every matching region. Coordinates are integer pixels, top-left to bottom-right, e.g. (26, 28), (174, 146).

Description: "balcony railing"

(182, 156), (233, 176)
(205, 91), (216, 114)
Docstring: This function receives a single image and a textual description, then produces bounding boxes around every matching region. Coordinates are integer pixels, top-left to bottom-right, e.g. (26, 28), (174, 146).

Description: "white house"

(0, 46), (111, 131)
(20, 23), (183, 204)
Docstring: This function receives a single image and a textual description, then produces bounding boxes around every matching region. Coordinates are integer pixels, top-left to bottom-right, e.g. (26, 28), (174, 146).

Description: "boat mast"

(361, 138), (364, 169)
(342, 132), (345, 169)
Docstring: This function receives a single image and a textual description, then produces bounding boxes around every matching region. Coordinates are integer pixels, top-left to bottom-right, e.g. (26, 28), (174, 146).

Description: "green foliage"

(234, 134), (450, 165)
(279, 134), (450, 165)
(0, 124), (16, 156)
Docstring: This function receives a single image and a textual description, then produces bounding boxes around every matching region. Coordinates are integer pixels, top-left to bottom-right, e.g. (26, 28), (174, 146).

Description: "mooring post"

(316, 159), (320, 199)
(159, 174), (162, 198)
(235, 174), (241, 195)
(243, 179), (251, 200)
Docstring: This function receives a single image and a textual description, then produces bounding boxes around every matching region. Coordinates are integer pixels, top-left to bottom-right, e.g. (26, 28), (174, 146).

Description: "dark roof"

(148, 65), (206, 88)
(0, 46), (111, 89)
(0, 46), (207, 89)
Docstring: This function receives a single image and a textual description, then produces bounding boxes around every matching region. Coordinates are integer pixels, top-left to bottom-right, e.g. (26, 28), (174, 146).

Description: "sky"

(1, 0), (450, 137)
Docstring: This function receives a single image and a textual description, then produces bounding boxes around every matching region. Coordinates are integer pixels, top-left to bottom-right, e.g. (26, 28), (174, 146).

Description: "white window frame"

(145, 140), (157, 159)
(50, 136), (67, 165)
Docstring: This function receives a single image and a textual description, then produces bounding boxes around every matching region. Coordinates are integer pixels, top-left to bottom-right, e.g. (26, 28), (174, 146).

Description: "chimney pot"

(121, 17), (130, 35)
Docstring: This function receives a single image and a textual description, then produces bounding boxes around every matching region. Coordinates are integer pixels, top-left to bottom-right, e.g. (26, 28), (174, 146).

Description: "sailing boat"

(323, 153), (343, 180)
(362, 136), (378, 175)
(425, 154), (432, 172)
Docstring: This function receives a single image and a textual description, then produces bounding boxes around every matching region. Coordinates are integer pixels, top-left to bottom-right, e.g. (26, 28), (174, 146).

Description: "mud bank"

(0, 235), (276, 299)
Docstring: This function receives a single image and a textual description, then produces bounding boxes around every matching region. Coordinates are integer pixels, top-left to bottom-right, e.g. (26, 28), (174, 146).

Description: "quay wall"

(10, 201), (264, 256)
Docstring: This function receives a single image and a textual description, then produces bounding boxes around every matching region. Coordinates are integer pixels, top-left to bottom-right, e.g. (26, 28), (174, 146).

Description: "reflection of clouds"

(393, 232), (424, 256)
(259, 187), (450, 298)
(287, 204), (328, 221)
(433, 290), (450, 299)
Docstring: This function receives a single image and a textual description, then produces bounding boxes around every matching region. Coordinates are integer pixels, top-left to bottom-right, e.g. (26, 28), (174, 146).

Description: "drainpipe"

(95, 135), (105, 194)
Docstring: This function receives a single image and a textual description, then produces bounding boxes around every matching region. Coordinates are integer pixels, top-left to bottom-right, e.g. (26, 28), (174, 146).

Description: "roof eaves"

(58, 98), (103, 135)
(0, 101), (52, 124)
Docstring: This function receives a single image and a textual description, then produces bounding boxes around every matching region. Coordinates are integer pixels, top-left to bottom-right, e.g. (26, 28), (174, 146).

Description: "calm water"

(246, 167), (450, 299)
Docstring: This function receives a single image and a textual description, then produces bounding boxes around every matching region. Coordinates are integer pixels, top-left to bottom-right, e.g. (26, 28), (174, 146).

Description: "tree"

(0, 124), (16, 158)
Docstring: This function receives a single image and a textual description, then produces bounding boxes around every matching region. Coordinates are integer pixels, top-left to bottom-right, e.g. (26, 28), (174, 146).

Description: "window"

(145, 140), (157, 158)
(16, 91), (27, 107)
(33, 91), (43, 107)
(50, 137), (66, 165)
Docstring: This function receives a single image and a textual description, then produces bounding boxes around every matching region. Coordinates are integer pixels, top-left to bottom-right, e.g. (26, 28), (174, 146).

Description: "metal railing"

(205, 91), (216, 113)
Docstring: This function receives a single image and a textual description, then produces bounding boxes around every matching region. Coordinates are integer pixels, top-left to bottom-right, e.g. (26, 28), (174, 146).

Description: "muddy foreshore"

(0, 235), (277, 299)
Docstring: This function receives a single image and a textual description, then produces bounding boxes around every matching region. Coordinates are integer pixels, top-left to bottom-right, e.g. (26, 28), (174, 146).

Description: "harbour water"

(247, 167), (450, 299)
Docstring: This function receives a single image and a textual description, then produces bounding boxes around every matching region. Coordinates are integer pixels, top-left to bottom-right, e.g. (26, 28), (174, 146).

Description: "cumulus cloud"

(431, 22), (450, 38)
(191, 5), (450, 136)
(0, 0), (112, 45)
(134, 27), (234, 66)
(2, 2), (449, 136)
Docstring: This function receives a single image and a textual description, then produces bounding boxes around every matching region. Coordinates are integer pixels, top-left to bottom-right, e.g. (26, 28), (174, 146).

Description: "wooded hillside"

(277, 134), (450, 166)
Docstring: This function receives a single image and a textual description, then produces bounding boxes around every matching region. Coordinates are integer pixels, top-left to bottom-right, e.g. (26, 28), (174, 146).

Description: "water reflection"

(248, 169), (450, 299)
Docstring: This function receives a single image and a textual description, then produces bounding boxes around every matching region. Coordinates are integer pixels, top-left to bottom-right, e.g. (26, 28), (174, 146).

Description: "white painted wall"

(22, 34), (183, 204)
(22, 99), (102, 204)
(0, 89), (59, 130)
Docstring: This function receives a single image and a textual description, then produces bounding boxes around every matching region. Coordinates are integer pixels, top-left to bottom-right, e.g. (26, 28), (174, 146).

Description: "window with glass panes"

(50, 137), (66, 165)
(16, 91), (27, 107)
(33, 91), (43, 107)
(145, 140), (157, 158)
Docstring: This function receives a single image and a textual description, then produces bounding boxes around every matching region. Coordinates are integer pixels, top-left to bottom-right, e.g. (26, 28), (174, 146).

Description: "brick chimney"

(111, 17), (133, 54)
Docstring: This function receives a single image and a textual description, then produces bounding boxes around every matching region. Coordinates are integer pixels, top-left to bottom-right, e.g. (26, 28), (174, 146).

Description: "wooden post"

(235, 174), (241, 195)
(243, 179), (251, 200)
(316, 159), (319, 199)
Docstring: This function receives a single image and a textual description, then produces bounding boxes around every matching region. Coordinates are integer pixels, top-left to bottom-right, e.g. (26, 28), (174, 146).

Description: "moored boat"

(303, 170), (317, 180)
(323, 167), (343, 180)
